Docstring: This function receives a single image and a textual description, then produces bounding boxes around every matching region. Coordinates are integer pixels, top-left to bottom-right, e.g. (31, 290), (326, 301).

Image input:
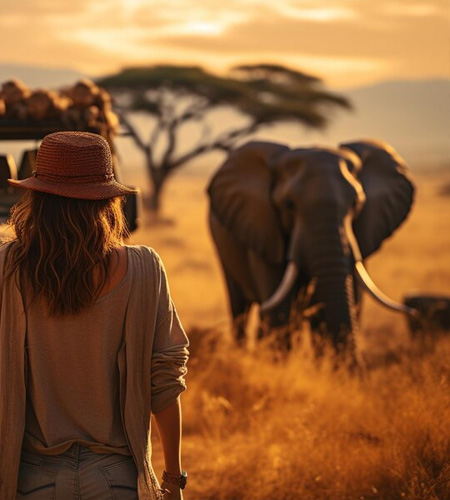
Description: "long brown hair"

(6, 190), (129, 316)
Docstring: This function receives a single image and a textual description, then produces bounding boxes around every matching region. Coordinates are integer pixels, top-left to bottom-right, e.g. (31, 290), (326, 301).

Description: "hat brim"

(7, 177), (138, 200)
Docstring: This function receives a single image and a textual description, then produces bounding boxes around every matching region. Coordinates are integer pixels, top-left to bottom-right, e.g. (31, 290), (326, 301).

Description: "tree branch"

(168, 120), (261, 170)
(198, 121), (212, 146)
(213, 120), (260, 147)
(149, 116), (164, 151)
(158, 101), (213, 168)
(118, 112), (148, 153)
(160, 119), (177, 167)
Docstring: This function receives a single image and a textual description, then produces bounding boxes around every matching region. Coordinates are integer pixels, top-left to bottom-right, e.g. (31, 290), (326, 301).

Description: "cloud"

(0, 20), (124, 74)
(2, 0), (91, 17)
(156, 8), (445, 55)
(0, 0), (447, 87)
(151, 5), (448, 81)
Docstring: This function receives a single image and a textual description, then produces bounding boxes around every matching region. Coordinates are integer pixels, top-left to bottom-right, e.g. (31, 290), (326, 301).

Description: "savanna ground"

(1, 165), (448, 499)
(127, 166), (450, 500)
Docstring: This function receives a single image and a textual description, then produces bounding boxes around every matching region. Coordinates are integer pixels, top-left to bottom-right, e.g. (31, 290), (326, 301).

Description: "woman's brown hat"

(8, 131), (138, 200)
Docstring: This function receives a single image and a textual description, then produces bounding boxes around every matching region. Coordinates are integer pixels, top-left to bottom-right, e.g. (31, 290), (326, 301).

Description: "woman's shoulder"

(0, 240), (17, 274)
(0, 239), (16, 254)
(125, 244), (159, 260)
(125, 244), (165, 275)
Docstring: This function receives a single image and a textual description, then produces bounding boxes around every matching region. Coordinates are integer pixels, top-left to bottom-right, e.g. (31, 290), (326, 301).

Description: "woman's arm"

(151, 250), (189, 499)
(154, 396), (182, 474)
(154, 396), (184, 499)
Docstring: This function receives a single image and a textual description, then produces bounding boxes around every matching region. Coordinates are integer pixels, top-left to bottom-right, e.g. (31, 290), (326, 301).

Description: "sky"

(1, 0), (449, 88)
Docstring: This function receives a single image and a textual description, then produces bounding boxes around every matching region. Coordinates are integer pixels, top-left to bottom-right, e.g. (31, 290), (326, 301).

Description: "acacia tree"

(97, 64), (350, 213)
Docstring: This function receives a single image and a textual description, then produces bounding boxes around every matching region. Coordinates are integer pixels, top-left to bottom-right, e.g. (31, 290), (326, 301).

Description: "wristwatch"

(162, 470), (188, 490)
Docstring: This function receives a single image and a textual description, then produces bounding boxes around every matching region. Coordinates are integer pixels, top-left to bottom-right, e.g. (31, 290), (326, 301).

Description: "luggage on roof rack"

(0, 122), (141, 232)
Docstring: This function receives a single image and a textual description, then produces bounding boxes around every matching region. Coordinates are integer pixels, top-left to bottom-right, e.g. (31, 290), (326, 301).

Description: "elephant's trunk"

(305, 219), (358, 347)
(312, 272), (358, 349)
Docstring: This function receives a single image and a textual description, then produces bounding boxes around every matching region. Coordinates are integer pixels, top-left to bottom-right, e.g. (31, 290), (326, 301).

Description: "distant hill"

(0, 63), (447, 170)
(252, 79), (449, 170)
(339, 79), (449, 168)
(0, 63), (85, 89)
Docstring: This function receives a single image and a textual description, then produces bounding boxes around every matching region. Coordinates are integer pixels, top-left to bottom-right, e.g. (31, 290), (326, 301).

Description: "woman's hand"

(161, 481), (183, 500)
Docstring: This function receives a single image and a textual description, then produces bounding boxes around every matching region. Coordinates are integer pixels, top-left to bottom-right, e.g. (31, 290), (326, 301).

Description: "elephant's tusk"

(354, 261), (419, 318)
(343, 214), (419, 319)
(260, 261), (299, 313)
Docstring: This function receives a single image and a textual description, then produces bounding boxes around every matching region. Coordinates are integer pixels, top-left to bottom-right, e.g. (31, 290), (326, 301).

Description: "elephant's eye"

(284, 199), (296, 211)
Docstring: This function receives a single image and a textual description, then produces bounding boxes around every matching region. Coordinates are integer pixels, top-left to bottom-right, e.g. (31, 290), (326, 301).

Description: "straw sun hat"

(8, 131), (137, 200)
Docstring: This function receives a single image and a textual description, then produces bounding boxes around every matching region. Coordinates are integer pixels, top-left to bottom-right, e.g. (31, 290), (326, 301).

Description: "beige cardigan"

(0, 243), (189, 500)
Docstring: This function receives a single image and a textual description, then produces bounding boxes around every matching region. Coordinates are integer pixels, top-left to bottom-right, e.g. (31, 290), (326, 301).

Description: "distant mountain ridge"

(0, 63), (448, 168)
(0, 63), (85, 88)
(250, 78), (449, 169)
(340, 79), (449, 167)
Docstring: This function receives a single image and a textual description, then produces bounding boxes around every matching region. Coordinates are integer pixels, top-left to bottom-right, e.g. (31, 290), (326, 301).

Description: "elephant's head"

(207, 139), (415, 346)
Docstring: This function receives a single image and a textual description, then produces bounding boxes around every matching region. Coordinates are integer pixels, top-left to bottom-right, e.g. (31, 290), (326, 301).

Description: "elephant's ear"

(207, 141), (289, 264)
(340, 140), (415, 259)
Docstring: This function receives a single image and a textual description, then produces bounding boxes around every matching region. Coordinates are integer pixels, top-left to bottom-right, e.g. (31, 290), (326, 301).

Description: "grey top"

(22, 247), (133, 455)
(0, 243), (189, 500)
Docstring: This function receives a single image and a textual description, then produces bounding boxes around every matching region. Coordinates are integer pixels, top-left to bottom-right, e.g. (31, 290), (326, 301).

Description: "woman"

(0, 132), (189, 500)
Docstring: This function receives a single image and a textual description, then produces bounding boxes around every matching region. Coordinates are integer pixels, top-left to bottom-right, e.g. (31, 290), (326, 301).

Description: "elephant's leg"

(307, 307), (328, 358)
(246, 250), (293, 347)
(209, 211), (255, 344)
(258, 302), (293, 351)
(222, 267), (251, 345)
(260, 303), (292, 336)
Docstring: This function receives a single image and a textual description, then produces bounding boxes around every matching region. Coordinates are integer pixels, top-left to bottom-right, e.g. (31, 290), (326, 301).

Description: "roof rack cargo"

(0, 122), (141, 232)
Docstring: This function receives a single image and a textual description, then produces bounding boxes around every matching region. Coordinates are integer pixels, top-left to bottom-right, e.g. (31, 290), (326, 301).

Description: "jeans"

(17, 443), (138, 499)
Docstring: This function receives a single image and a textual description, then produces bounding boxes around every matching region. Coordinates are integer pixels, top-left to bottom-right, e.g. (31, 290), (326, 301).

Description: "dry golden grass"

(179, 333), (450, 500)
(129, 167), (450, 500)
(3, 166), (448, 499)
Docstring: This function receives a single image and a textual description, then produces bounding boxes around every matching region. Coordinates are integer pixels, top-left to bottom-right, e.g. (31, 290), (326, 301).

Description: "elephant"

(207, 139), (418, 359)
(403, 293), (450, 346)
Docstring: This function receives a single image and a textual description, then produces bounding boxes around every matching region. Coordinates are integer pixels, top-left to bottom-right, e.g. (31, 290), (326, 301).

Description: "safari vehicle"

(0, 121), (140, 232)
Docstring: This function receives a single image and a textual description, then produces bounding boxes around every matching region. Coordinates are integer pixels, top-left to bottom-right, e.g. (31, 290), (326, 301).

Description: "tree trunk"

(147, 181), (163, 213)
(143, 151), (165, 216)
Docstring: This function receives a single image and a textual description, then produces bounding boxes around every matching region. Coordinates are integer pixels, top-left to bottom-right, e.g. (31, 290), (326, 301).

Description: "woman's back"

(23, 246), (132, 456)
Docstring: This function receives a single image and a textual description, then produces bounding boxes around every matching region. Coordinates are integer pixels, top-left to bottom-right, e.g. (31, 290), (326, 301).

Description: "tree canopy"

(97, 63), (351, 212)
